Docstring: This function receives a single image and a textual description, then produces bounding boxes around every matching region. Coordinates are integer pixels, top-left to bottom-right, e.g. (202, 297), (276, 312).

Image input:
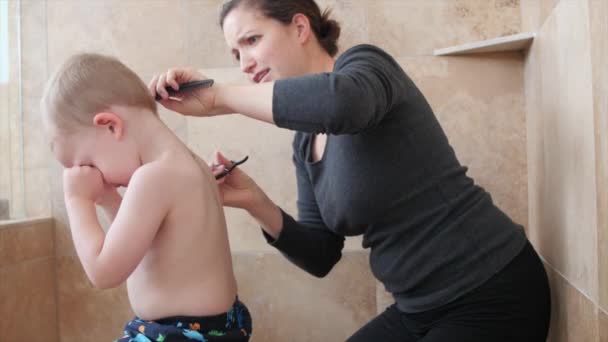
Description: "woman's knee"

(347, 305), (417, 342)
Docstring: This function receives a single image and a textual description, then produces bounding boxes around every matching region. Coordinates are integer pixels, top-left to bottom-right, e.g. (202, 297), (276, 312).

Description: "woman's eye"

(247, 36), (259, 44)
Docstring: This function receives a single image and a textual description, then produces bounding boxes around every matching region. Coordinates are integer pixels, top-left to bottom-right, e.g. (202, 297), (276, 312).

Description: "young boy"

(41, 53), (252, 341)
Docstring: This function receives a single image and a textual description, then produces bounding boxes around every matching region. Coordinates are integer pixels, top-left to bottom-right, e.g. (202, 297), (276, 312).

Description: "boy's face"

(50, 125), (140, 188)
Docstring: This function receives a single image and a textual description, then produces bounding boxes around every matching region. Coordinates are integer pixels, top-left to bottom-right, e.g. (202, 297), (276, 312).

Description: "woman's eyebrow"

(237, 30), (256, 44)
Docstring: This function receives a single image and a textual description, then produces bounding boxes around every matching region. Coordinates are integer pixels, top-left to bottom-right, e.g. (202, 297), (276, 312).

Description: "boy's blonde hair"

(41, 53), (157, 131)
(42, 53), (210, 172)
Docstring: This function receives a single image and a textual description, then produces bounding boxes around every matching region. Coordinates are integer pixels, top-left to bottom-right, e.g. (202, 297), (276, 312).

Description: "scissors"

(215, 155), (249, 180)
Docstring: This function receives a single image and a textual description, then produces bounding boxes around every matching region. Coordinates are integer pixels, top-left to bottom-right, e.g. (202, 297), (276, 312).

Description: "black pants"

(348, 241), (551, 341)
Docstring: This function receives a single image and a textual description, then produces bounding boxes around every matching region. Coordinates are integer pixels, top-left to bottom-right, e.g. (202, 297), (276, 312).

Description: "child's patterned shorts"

(115, 298), (252, 342)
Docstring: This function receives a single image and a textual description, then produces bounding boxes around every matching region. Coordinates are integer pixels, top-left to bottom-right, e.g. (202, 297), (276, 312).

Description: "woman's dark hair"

(220, 0), (341, 57)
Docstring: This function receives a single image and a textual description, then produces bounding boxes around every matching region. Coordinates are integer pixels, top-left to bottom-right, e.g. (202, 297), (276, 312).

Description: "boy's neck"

(123, 107), (185, 165)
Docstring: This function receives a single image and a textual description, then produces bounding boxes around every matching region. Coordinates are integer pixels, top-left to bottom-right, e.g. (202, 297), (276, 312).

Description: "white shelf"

(434, 32), (535, 56)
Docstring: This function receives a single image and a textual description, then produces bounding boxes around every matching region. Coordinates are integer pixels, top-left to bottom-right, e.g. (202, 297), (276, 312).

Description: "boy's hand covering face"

(63, 166), (105, 202)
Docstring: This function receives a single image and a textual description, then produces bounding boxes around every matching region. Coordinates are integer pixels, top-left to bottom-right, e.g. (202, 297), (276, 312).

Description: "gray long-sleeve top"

(263, 44), (527, 313)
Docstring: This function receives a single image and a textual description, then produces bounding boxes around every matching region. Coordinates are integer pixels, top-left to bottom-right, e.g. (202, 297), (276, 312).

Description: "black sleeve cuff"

(261, 208), (294, 249)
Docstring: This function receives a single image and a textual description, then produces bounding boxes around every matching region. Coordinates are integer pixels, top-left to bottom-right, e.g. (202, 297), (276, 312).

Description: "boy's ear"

(93, 112), (124, 139)
(292, 13), (312, 44)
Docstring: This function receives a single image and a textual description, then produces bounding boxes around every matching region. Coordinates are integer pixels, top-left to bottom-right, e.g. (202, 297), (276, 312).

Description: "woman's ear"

(292, 13), (312, 43)
(93, 112), (124, 139)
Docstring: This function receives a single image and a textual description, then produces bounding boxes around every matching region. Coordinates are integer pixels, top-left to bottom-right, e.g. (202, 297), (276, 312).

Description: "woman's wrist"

(246, 189), (283, 239)
(210, 84), (234, 116)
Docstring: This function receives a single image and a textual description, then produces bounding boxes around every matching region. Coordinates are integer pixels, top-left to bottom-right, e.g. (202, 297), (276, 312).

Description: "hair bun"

(319, 9), (341, 56)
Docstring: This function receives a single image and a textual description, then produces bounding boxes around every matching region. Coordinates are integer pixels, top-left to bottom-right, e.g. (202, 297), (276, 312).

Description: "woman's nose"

(239, 53), (256, 74)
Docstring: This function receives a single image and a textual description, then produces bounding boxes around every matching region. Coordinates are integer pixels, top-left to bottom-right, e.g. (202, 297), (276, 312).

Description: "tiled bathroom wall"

(0, 218), (58, 341)
(11, 0), (529, 341)
(523, 0), (608, 340)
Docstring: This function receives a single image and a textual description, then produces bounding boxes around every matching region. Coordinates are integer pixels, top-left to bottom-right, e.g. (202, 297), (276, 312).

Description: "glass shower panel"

(0, 0), (25, 220)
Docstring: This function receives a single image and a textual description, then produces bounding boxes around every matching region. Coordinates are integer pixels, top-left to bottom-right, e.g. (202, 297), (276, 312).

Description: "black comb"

(155, 79), (214, 101)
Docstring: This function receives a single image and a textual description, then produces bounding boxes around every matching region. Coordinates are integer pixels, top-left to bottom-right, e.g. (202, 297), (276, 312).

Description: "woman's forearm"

(247, 191), (284, 239)
(214, 82), (275, 124)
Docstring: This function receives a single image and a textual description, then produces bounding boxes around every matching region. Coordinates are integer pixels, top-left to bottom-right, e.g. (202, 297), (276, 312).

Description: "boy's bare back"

(125, 147), (237, 320)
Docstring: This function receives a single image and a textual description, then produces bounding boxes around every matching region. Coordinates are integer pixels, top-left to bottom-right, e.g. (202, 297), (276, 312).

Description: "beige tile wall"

(533, 0), (596, 299)
(55, 255), (133, 342)
(524, 0), (608, 340)
(234, 252), (376, 341)
(520, 0), (562, 32)
(601, 310), (608, 342)
(365, 0), (521, 57)
(16, 0), (528, 341)
(588, 0), (608, 314)
(0, 218), (58, 342)
(545, 263), (600, 342)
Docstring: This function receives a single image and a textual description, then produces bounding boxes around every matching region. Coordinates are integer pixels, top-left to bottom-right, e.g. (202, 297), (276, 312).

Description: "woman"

(150, 0), (551, 340)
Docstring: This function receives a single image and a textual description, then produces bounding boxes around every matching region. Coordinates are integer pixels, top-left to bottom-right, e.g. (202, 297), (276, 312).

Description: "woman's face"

(223, 6), (307, 83)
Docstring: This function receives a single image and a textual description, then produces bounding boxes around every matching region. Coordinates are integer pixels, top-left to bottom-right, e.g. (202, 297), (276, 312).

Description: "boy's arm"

(65, 164), (172, 289)
(96, 186), (122, 222)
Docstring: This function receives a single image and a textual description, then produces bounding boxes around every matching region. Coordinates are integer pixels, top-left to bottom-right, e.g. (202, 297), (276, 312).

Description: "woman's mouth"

(253, 69), (270, 83)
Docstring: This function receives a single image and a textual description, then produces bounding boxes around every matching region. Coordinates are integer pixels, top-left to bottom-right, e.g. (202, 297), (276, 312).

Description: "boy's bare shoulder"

(134, 152), (213, 190)
(128, 160), (175, 190)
